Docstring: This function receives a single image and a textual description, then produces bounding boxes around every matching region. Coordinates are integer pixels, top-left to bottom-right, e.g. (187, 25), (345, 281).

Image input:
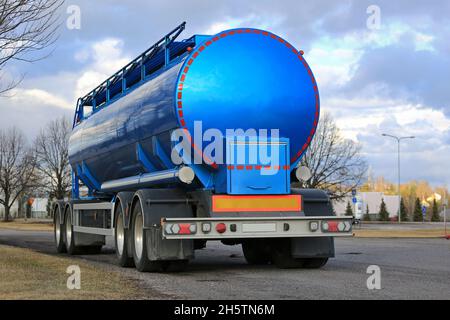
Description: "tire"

(131, 201), (163, 272)
(115, 204), (134, 267)
(270, 239), (304, 269)
(242, 240), (271, 265)
(302, 258), (328, 269)
(64, 206), (78, 255)
(54, 209), (66, 253)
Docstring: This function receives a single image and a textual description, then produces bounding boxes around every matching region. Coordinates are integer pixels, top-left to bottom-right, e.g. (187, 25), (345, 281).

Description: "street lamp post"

(381, 133), (415, 223)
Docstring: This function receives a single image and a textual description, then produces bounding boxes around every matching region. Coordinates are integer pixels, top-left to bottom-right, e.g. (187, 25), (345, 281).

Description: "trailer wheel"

(54, 208), (66, 253)
(242, 240), (271, 265)
(115, 204), (134, 267)
(131, 201), (163, 272)
(64, 206), (78, 255)
(302, 258), (328, 269)
(270, 239), (304, 269)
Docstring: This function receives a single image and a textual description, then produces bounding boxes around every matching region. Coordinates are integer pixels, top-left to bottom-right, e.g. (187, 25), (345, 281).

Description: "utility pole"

(444, 194), (448, 239)
(381, 134), (415, 223)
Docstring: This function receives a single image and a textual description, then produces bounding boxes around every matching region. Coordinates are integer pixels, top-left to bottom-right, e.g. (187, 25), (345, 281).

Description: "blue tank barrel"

(68, 23), (320, 198)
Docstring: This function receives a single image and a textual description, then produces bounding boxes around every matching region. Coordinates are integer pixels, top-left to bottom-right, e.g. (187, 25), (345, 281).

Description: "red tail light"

(327, 221), (339, 232)
(216, 223), (226, 234)
(179, 224), (192, 234)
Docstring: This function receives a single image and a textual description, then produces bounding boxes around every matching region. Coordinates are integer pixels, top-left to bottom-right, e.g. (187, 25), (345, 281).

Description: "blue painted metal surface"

(68, 24), (320, 198)
(136, 143), (156, 172)
(226, 137), (290, 195)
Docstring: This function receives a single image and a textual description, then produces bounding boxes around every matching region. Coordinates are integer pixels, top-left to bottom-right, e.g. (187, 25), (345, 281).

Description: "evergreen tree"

(413, 198), (423, 222)
(431, 199), (440, 222)
(345, 201), (354, 216)
(363, 204), (371, 221)
(378, 198), (390, 221)
(400, 197), (408, 222)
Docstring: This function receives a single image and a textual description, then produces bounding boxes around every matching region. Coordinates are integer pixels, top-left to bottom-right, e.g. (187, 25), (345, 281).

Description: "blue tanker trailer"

(53, 22), (352, 271)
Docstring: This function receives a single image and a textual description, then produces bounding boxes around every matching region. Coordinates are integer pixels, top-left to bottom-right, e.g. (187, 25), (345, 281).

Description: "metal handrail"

(73, 22), (187, 127)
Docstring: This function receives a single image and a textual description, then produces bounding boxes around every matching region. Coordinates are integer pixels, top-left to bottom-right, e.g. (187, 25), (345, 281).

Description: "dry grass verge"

(0, 244), (148, 299)
(0, 219), (53, 232)
(354, 229), (448, 238)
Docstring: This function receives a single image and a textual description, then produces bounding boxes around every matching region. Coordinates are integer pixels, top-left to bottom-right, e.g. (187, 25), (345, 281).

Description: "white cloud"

(75, 38), (130, 98)
(303, 17), (449, 186)
(74, 48), (90, 63)
(307, 21), (436, 91)
(344, 102), (450, 187)
(414, 32), (434, 51)
(204, 14), (285, 35)
(8, 88), (72, 110)
(308, 47), (361, 88)
(324, 96), (450, 140)
(3, 37), (130, 115)
(0, 37), (131, 138)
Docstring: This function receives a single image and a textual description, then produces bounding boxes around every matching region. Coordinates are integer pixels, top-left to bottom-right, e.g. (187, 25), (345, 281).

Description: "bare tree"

(296, 113), (367, 200)
(0, 127), (38, 221)
(35, 116), (71, 200)
(0, 0), (64, 94)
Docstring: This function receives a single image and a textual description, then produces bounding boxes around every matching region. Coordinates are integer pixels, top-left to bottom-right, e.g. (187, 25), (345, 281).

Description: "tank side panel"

(69, 62), (184, 183)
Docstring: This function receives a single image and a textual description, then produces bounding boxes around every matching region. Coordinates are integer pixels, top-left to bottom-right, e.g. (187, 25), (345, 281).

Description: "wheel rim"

(134, 212), (143, 260)
(116, 212), (125, 256)
(66, 212), (72, 246)
(55, 213), (60, 246)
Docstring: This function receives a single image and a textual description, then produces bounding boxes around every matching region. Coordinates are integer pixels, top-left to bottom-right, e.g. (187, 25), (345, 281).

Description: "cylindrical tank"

(68, 28), (319, 193)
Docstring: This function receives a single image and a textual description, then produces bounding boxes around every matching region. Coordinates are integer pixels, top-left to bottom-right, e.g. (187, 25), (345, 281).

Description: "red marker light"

(216, 223), (226, 234)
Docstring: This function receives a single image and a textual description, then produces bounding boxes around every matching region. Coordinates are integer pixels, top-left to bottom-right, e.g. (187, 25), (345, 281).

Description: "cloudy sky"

(1, 0), (449, 187)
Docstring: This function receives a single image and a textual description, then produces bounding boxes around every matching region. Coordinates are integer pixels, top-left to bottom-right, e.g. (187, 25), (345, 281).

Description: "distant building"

(0, 198), (49, 219)
(333, 192), (400, 220)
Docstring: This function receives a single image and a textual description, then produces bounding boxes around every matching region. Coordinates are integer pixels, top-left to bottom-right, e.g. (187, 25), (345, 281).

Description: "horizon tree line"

(359, 196), (442, 222)
(0, 117), (70, 221)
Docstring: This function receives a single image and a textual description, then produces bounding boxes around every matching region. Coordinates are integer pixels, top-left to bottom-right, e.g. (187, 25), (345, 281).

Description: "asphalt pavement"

(0, 228), (449, 299)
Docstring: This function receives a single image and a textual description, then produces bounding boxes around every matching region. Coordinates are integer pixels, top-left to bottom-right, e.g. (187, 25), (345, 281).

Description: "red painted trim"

(225, 164), (291, 171)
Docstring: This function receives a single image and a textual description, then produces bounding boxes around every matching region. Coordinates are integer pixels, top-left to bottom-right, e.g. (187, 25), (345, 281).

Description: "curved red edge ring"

(175, 28), (320, 169)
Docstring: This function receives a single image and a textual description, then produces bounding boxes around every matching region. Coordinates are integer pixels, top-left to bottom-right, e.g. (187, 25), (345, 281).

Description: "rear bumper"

(161, 216), (353, 240)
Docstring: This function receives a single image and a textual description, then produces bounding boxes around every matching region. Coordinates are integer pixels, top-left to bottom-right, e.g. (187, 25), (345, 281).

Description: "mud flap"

(136, 188), (195, 261)
(291, 237), (335, 258)
(146, 227), (194, 261)
(290, 188), (336, 258)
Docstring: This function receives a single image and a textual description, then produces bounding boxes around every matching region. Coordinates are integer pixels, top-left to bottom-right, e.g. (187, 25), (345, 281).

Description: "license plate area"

(242, 223), (277, 233)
